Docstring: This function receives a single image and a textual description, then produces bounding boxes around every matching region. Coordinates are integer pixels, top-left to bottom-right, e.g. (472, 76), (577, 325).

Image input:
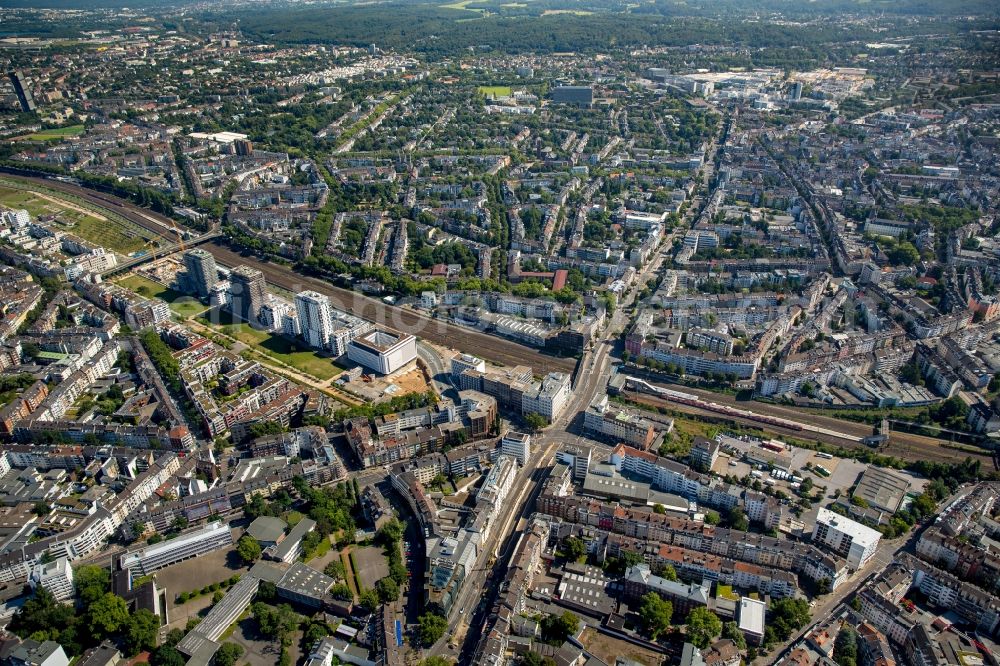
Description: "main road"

(448, 226), (668, 660)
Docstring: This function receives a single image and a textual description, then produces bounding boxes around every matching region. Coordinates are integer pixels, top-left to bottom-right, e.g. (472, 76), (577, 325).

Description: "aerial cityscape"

(0, 1), (996, 665)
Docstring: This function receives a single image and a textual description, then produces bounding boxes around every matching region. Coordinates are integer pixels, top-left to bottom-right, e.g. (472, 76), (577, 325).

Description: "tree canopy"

(686, 607), (723, 649)
(237, 535), (263, 564)
(639, 592), (673, 640)
(419, 612), (448, 646)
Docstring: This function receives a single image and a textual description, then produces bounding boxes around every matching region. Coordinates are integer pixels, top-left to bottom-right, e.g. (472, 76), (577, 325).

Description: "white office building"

(477, 455), (519, 510)
(451, 353), (486, 380)
(295, 290), (336, 350)
(29, 557), (74, 601)
(347, 329), (417, 374)
(500, 431), (532, 466)
(521, 371), (572, 422)
(812, 507), (881, 569)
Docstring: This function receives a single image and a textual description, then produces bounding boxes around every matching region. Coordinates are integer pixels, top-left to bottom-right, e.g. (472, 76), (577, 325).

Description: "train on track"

(624, 375), (805, 432)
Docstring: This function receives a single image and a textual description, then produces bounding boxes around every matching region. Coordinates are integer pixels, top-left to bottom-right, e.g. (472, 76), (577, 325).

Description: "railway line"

(625, 386), (993, 466)
(0, 171), (575, 375)
(0, 170), (182, 242)
(203, 241), (578, 375)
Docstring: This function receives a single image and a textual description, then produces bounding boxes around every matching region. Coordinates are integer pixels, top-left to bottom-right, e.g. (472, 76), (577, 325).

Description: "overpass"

(100, 230), (222, 278)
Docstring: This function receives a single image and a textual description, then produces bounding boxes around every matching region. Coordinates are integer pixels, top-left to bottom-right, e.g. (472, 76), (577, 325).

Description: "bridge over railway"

(100, 230), (222, 277)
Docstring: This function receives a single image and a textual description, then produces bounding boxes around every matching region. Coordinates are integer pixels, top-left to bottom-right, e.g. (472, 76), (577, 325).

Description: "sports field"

(17, 125), (85, 141)
(478, 85), (512, 97)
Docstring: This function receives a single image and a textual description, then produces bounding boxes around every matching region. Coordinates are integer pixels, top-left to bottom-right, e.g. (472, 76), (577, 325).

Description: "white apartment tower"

(295, 290), (335, 350)
(29, 557), (75, 601)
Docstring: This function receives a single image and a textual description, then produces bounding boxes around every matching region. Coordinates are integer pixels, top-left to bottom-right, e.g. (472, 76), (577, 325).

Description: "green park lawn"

(117, 275), (208, 319)
(197, 310), (343, 381)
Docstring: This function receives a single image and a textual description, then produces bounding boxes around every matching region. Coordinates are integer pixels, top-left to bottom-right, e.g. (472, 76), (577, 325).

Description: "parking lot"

(712, 435), (928, 500)
(352, 545), (390, 590)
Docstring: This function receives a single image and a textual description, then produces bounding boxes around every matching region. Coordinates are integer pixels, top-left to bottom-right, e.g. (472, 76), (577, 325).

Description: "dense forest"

(215, 3), (999, 58)
(7, 0), (1000, 15)
(6, 0), (997, 50)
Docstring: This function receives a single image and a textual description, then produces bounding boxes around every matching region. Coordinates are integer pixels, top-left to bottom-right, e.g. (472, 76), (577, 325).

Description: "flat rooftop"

(246, 516), (286, 543)
(278, 561), (334, 599)
(853, 466), (909, 513)
(816, 507), (882, 547)
(739, 597), (766, 635)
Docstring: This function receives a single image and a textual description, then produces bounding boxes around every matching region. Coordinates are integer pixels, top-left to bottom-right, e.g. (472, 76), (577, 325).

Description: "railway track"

(0, 171), (574, 375)
(0, 170), (181, 242)
(203, 241), (578, 376)
(627, 391), (992, 466)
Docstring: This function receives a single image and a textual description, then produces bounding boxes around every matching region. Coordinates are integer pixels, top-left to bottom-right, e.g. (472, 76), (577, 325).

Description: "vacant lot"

(0, 180), (153, 255)
(579, 627), (664, 666)
(197, 309), (344, 380)
(117, 274), (208, 319)
(352, 545), (390, 590)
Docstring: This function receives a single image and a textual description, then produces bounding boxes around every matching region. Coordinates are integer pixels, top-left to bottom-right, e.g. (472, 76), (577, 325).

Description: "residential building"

(295, 290), (335, 350)
(623, 564), (711, 617)
(228, 265), (267, 324)
(76, 642), (122, 666)
(813, 507), (881, 569)
(183, 249), (218, 299)
(690, 437), (720, 471)
(7, 640), (69, 666)
(858, 623), (895, 666)
(28, 557), (74, 601)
